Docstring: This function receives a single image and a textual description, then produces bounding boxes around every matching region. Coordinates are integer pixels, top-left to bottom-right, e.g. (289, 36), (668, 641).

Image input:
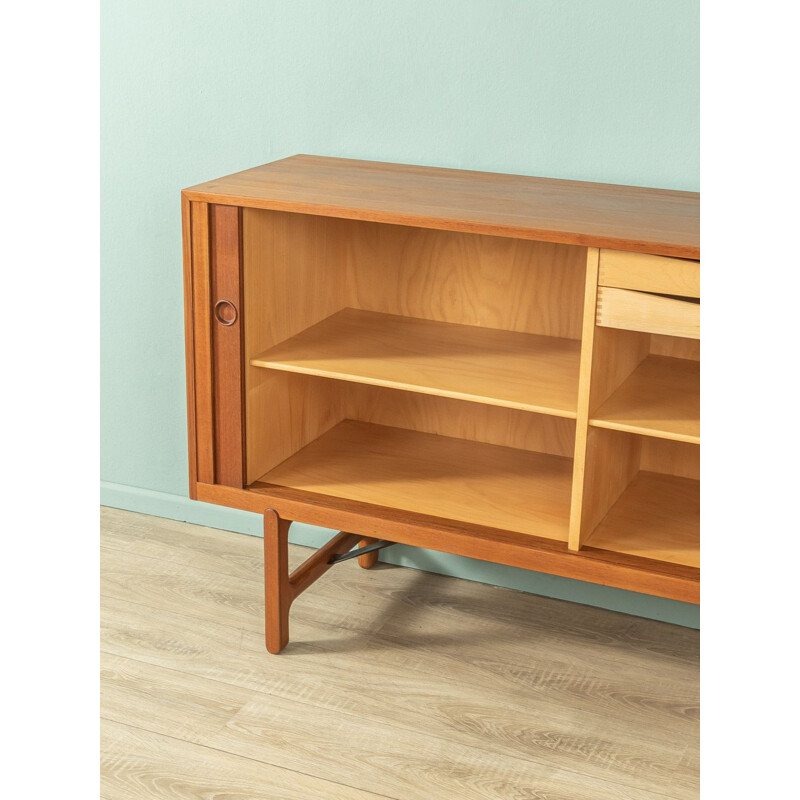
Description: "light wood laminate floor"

(100, 507), (699, 800)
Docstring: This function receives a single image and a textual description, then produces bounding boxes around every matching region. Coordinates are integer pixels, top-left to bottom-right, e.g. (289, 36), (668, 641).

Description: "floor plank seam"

(99, 588), (386, 646)
(101, 573), (698, 705)
(100, 542), (266, 582)
(101, 588), (698, 733)
(101, 716), (403, 800)
(101, 509), (699, 799)
(101, 650), (693, 798)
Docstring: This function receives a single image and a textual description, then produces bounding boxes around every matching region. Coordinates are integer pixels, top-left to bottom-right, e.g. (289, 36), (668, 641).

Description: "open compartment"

(569, 298), (700, 557)
(240, 207), (586, 541)
(580, 431), (699, 567)
(241, 208), (586, 461)
(590, 333), (699, 444)
(573, 295), (699, 567)
(249, 376), (576, 542)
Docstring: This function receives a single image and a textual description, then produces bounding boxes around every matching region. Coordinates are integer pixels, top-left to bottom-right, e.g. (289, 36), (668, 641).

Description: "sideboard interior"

(238, 208), (699, 570)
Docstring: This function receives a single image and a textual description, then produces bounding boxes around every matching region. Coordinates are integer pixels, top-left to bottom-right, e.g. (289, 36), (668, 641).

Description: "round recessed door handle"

(214, 299), (238, 326)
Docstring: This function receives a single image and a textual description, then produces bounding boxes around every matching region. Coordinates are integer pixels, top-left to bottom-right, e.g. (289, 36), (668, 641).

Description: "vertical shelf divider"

(568, 248), (600, 551)
(569, 249), (651, 550)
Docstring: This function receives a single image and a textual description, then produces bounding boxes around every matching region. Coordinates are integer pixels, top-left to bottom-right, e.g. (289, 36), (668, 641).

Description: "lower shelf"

(584, 472), (700, 568)
(256, 420), (573, 541)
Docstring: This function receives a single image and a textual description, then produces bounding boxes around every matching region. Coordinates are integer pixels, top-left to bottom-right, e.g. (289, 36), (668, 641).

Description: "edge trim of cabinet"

(196, 482), (699, 604)
(181, 194), (199, 498)
(181, 192), (699, 260)
(189, 201), (215, 485)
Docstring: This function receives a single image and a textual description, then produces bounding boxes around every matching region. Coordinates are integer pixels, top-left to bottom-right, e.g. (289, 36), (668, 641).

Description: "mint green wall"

(101, 0), (699, 626)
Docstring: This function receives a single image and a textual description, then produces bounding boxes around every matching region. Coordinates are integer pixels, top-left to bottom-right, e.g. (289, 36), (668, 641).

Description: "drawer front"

(599, 249), (700, 298)
(596, 286), (699, 339)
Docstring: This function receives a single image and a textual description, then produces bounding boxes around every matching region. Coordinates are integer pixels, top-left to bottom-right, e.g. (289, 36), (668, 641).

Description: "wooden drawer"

(599, 249), (699, 298)
(596, 286), (699, 339)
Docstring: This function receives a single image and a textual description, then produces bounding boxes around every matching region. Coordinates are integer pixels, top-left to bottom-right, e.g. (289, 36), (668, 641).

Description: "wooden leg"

(357, 538), (380, 569)
(263, 516), (379, 652)
(264, 508), (291, 654)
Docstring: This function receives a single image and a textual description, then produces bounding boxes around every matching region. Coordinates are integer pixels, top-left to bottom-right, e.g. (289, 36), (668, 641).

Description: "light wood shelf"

(250, 308), (581, 418)
(584, 472), (699, 568)
(257, 420), (574, 541)
(589, 355), (699, 444)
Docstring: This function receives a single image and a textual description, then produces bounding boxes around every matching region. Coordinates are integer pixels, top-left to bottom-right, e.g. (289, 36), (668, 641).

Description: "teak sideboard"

(181, 155), (700, 654)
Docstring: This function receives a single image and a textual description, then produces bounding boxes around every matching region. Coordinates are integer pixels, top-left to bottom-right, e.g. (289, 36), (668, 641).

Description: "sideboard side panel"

(182, 194), (199, 497)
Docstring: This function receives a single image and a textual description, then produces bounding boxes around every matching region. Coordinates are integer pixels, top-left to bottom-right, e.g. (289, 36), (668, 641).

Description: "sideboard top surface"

(183, 155), (699, 259)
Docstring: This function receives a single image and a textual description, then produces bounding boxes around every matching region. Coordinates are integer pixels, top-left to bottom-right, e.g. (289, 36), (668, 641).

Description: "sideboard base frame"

(199, 482), (698, 654)
(263, 508), (383, 653)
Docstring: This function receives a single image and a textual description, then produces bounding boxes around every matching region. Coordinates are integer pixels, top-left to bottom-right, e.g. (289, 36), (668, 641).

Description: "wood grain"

(99, 512), (699, 677)
(180, 195), (198, 498)
(650, 334), (701, 361)
(585, 472), (700, 568)
(345, 222), (587, 339)
(591, 355), (700, 444)
(357, 538), (379, 569)
(597, 287), (700, 339)
(599, 249), (700, 297)
(263, 508), (290, 654)
(196, 483), (699, 602)
(101, 719), (381, 800)
(101, 508), (700, 799)
(242, 207), (585, 482)
(259, 420), (574, 542)
(570, 253), (649, 551)
(344, 383), (576, 457)
(208, 684), (679, 800)
(577, 428), (642, 549)
(190, 201), (214, 484)
(568, 247), (602, 551)
(100, 590), (700, 787)
(587, 326), (651, 415)
(101, 652), (250, 744)
(287, 530), (365, 601)
(640, 437), (700, 480)
(210, 204), (246, 487)
(100, 506), (699, 669)
(183, 155), (700, 258)
(251, 307), (581, 417)
(243, 208), (348, 482)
